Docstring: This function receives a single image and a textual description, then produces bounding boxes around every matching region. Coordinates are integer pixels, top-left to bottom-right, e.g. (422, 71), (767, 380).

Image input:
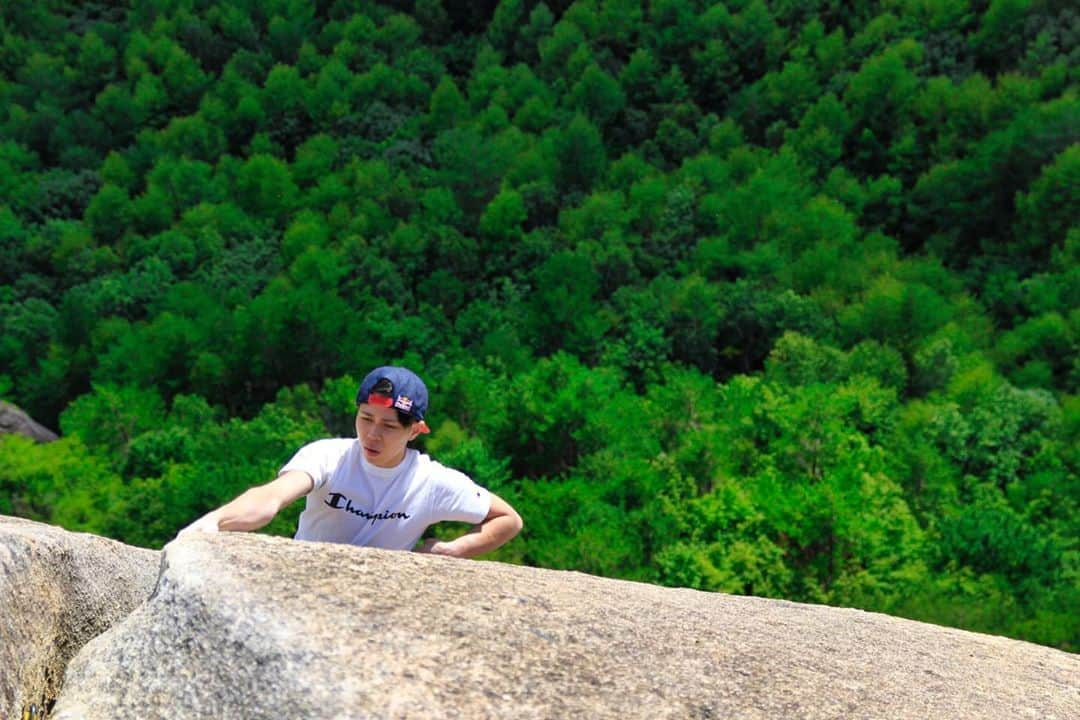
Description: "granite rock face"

(52, 531), (1079, 720)
(0, 516), (159, 719)
(0, 402), (58, 443)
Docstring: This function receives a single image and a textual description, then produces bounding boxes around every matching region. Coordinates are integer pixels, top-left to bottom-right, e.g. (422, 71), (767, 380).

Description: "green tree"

(234, 153), (299, 225)
(550, 114), (606, 193)
(568, 64), (625, 127)
(526, 251), (608, 357)
(971, 0), (1032, 73)
(427, 75), (467, 132)
(83, 183), (133, 243)
(1014, 144), (1080, 264)
(60, 384), (166, 459)
(478, 187), (526, 243)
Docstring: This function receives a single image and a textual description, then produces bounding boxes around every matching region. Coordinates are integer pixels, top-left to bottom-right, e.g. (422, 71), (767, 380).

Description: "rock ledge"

(0, 516), (159, 719)
(52, 531), (1079, 720)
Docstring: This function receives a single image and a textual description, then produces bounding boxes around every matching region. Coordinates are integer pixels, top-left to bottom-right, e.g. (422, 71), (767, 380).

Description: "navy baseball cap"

(357, 366), (431, 433)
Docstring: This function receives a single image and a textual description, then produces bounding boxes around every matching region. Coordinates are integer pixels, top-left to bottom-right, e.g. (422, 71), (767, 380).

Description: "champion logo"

(393, 395), (413, 412)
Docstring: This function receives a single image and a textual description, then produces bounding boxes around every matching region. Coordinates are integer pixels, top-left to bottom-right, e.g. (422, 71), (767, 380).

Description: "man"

(178, 366), (522, 558)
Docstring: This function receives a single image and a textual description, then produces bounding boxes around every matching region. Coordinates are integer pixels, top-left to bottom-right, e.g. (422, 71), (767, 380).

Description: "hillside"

(0, 1), (1076, 650)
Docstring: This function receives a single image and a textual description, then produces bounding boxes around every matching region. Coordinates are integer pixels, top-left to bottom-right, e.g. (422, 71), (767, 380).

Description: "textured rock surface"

(53, 532), (1079, 720)
(0, 401), (58, 442)
(0, 516), (159, 719)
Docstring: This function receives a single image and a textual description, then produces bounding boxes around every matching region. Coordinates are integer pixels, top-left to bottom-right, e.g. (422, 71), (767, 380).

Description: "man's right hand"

(173, 471), (314, 540)
(176, 511), (221, 538)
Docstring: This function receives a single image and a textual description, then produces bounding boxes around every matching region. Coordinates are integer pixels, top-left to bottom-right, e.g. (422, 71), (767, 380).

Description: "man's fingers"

(177, 514), (220, 539)
(413, 537), (438, 553)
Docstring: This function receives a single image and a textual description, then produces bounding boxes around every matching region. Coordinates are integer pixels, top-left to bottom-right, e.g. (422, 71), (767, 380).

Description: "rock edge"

(53, 531), (1080, 720)
(0, 516), (160, 719)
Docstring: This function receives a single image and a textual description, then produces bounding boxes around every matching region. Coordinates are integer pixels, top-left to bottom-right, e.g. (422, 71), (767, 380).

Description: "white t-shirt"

(281, 439), (491, 550)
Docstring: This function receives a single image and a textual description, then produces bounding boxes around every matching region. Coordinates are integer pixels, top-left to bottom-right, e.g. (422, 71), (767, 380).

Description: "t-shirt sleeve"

(429, 462), (491, 524)
(279, 439), (345, 491)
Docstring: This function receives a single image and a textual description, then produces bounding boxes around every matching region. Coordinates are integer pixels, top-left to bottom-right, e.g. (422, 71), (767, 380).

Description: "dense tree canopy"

(1, 0), (1077, 650)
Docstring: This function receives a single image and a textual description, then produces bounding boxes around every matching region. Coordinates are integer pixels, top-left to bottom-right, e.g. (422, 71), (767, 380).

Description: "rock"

(53, 532), (1079, 720)
(0, 401), (58, 443)
(0, 516), (159, 720)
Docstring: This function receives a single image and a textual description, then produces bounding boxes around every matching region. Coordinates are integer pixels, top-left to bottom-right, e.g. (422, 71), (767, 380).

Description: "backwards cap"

(357, 366), (431, 434)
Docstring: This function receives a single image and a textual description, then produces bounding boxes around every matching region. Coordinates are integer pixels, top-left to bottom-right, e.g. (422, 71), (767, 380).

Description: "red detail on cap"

(367, 393), (394, 408)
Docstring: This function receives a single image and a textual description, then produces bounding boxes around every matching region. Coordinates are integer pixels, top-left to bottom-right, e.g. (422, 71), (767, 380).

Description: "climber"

(177, 366), (522, 558)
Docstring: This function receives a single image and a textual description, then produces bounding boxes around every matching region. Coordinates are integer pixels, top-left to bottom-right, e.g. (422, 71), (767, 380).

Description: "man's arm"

(176, 470), (314, 537)
(416, 492), (523, 559)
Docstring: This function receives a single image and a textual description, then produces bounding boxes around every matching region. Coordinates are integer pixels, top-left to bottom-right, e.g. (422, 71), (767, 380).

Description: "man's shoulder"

(413, 452), (472, 486)
(305, 437), (356, 449)
(299, 437), (357, 459)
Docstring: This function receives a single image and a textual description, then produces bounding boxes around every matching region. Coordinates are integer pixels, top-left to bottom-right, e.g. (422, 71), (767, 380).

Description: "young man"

(178, 366), (522, 558)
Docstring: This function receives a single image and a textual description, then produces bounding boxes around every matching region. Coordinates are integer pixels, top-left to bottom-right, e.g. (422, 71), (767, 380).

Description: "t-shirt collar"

(358, 445), (414, 481)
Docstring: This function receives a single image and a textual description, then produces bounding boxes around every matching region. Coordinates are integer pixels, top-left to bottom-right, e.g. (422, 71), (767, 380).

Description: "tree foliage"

(1, 0), (1076, 650)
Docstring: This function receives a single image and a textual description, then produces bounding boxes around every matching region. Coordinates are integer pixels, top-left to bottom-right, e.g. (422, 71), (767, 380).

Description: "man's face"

(355, 402), (421, 468)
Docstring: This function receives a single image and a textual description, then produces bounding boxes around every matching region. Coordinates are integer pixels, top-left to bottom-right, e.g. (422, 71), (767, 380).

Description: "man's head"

(355, 366), (430, 468)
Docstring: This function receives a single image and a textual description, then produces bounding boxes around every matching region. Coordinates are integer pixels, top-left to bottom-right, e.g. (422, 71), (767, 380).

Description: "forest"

(0, 0), (1076, 650)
